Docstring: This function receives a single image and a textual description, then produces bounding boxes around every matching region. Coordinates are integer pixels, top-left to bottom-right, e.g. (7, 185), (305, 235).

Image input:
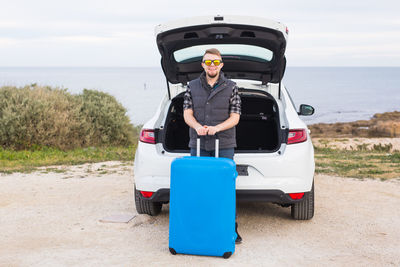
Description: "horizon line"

(1, 65), (400, 68)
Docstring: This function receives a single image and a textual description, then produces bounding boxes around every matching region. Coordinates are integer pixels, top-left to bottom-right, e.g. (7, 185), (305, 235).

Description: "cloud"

(53, 35), (114, 43)
(0, 0), (399, 66)
(0, 38), (18, 46)
(289, 44), (400, 56)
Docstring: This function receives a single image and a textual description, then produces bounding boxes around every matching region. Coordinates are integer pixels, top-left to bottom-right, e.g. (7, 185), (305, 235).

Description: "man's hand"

(184, 109), (208, 136)
(204, 113), (240, 135)
(205, 125), (221, 135)
(195, 126), (208, 136)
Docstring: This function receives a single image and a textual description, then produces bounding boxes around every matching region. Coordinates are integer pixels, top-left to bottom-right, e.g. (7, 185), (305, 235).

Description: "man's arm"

(183, 85), (208, 136)
(183, 109), (208, 136)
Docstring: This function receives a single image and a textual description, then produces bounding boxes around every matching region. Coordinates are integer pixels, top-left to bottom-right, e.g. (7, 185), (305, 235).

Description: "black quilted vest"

(188, 72), (237, 150)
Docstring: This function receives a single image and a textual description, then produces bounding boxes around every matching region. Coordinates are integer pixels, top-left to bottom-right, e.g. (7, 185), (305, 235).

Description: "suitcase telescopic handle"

(196, 134), (219, 158)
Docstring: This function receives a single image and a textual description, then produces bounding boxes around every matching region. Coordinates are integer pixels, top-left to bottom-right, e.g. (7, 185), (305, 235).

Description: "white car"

(134, 15), (315, 220)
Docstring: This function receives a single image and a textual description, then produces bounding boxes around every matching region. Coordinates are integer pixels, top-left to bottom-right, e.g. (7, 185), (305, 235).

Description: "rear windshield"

(173, 44), (273, 63)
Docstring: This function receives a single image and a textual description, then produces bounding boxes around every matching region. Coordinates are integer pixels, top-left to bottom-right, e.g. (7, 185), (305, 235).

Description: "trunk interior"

(162, 89), (281, 153)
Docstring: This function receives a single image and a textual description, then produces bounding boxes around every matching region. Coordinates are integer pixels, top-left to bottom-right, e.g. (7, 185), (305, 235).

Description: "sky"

(0, 0), (399, 67)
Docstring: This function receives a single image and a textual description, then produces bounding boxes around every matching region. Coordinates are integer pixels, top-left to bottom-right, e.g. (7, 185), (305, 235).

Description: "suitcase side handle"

(196, 134), (219, 158)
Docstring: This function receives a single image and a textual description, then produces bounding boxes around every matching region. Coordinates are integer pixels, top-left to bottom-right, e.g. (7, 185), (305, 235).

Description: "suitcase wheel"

(223, 252), (232, 259)
(169, 247), (177, 255)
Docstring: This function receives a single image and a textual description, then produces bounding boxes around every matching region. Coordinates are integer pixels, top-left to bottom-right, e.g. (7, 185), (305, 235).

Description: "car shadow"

(236, 202), (292, 220)
(159, 202), (292, 221)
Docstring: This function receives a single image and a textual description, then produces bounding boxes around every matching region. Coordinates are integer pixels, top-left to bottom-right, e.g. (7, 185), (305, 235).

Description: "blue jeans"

(190, 148), (234, 160)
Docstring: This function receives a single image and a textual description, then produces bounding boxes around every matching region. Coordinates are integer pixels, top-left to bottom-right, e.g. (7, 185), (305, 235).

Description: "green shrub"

(78, 89), (135, 147)
(372, 143), (393, 152)
(356, 143), (369, 151)
(0, 85), (137, 150)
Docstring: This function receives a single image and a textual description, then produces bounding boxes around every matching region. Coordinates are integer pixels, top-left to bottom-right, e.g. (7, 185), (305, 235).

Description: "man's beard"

(206, 71), (218, 79)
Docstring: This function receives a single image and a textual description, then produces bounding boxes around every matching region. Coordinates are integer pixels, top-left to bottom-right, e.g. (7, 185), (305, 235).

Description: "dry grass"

(0, 145), (135, 173)
(314, 138), (400, 179)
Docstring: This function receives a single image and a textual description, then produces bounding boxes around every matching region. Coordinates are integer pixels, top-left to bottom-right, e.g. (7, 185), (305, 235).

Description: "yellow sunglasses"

(202, 59), (223, 66)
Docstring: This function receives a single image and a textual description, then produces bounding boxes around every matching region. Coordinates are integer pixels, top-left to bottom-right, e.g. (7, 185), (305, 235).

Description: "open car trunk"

(162, 89), (283, 153)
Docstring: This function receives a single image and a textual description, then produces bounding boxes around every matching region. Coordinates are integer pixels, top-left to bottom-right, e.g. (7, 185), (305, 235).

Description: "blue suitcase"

(169, 138), (238, 258)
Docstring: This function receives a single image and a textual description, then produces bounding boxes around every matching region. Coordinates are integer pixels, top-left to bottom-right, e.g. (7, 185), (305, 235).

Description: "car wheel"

(291, 182), (314, 220)
(134, 186), (162, 216)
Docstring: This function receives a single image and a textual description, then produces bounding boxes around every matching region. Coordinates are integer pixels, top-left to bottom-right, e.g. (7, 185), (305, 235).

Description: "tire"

(134, 186), (162, 216)
(291, 182), (314, 220)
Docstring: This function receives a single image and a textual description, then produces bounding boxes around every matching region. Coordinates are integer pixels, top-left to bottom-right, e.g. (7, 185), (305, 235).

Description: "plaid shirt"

(183, 72), (241, 114)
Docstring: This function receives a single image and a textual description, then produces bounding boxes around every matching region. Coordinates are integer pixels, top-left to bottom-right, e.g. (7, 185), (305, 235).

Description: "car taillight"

(289, 192), (304, 200)
(287, 129), (307, 144)
(140, 191), (154, 198)
(140, 129), (156, 144)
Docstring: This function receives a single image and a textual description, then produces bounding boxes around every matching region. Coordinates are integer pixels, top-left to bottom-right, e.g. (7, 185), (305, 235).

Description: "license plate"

(236, 165), (248, 176)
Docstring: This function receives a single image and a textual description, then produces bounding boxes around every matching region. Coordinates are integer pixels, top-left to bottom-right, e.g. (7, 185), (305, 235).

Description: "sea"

(0, 67), (399, 125)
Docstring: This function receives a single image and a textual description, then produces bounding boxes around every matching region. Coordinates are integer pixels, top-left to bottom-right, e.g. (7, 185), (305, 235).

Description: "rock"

(309, 111), (400, 138)
(99, 214), (136, 223)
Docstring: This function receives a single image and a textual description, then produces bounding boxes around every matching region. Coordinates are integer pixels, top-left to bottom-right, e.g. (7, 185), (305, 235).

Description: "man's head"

(202, 48), (223, 79)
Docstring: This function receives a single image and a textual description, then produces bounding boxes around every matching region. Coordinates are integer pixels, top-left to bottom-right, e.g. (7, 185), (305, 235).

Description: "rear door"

(155, 15), (288, 86)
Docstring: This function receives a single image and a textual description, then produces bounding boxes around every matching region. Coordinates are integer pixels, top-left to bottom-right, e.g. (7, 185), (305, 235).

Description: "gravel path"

(0, 162), (399, 266)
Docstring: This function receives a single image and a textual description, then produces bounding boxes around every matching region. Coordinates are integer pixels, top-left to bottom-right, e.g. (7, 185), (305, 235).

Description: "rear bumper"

(137, 188), (307, 204)
(134, 139), (315, 194)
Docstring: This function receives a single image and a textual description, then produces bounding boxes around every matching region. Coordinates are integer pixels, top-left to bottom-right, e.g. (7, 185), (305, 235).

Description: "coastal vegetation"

(310, 112), (400, 179)
(0, 85), (139, 172)
(0, 84), (138, 150)
(314, 144), (400, 180)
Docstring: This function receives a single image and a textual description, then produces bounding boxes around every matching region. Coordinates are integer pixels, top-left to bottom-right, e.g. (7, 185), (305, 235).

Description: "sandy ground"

(1, 161), (400, 266)
(313, 137), (400, 151)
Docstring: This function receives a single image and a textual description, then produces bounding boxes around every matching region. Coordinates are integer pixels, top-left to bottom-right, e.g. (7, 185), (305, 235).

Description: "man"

(183, 48), (242, 243)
